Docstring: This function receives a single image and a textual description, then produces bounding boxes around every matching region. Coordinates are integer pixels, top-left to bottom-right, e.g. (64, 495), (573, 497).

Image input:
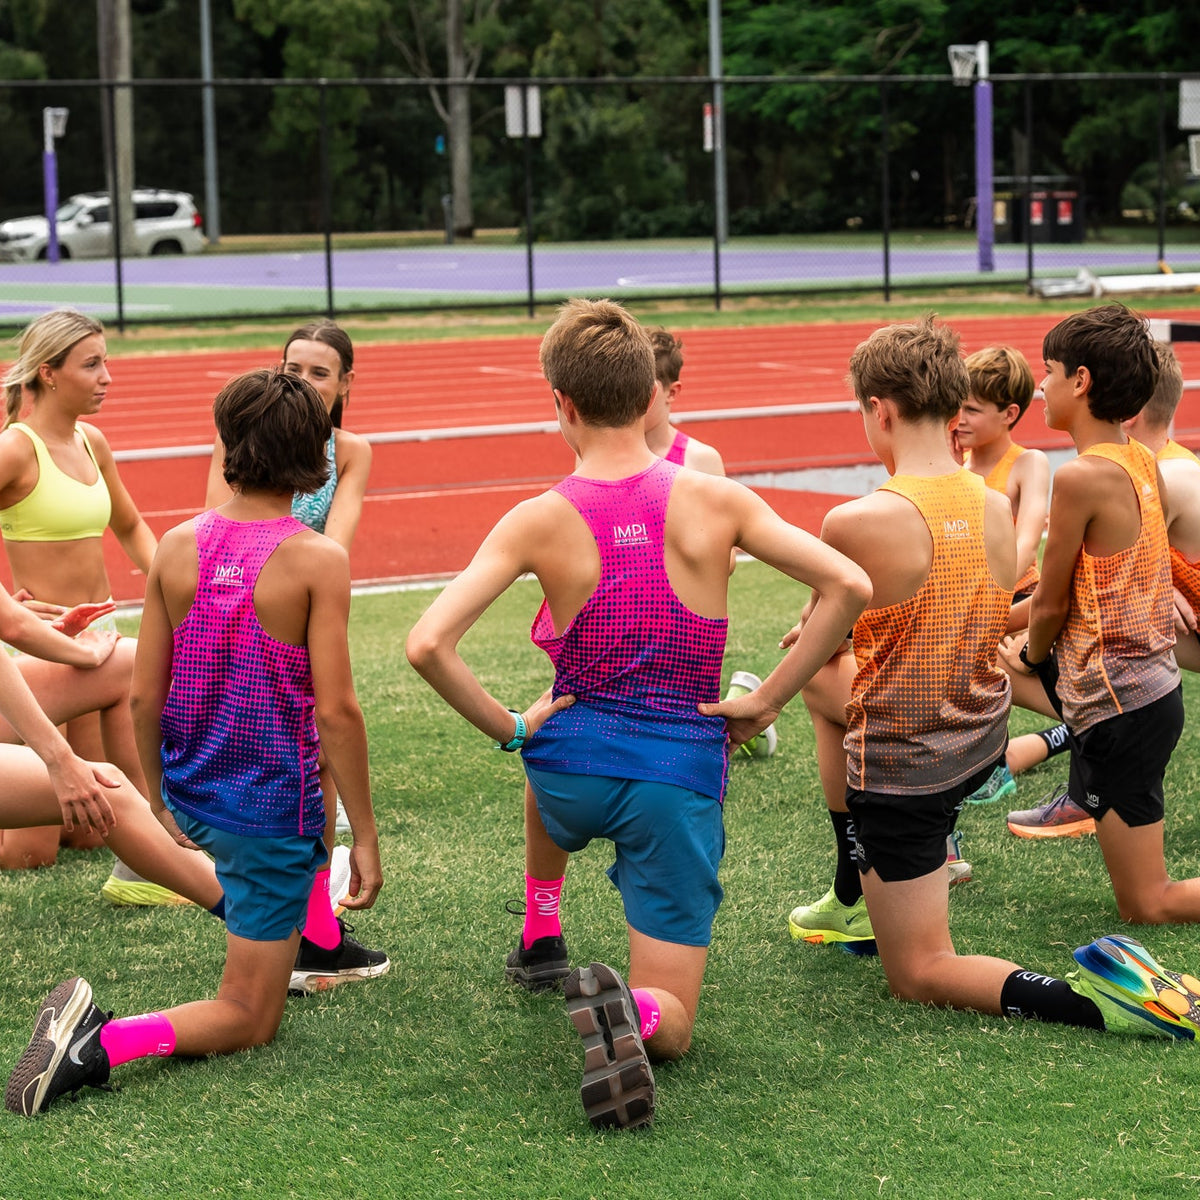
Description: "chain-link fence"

(1, 72), (1197, 328)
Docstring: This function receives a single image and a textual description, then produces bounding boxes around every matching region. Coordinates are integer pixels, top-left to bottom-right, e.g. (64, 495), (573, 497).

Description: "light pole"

(42, 107), (69, 264)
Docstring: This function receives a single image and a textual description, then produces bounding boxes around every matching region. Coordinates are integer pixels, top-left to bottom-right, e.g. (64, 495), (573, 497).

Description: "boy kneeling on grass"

(406, 297), (871, 1130)
(1002, 306), (1200, 943)
(6, 368), (383, 1117)
(791, 313), (1200, 1040)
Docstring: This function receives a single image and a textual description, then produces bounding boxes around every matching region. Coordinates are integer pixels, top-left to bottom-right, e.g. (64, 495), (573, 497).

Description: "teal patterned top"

(291, 432), (338, 533)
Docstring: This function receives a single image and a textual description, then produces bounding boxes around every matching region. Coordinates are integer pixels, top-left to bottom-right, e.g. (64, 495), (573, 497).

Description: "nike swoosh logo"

(68, 1023), (100, 1067)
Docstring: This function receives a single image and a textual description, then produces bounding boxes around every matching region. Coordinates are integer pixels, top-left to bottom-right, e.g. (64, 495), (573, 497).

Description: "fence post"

(1024, 79), (1034, 292)
(320, 82), (334, 320)
(881, 80), (891, 302)
(105, 81), (127, 333)
(1157, 77), (1167, 265)
(522, 85), (535, 320)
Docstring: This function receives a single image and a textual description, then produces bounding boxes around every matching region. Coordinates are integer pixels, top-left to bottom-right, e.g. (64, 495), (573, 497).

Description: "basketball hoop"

(949, 44), (978, 87)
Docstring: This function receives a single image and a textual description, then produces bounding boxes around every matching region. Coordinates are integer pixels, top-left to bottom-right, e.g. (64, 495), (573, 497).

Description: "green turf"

(5, 563), (1200, 1197)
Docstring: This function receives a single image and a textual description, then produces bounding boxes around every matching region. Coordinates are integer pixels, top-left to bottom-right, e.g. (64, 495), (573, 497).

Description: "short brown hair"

(1138, 342), (1184, 429)
(848, 315), (968, 422)
(1042, 304), (1158, 422)
(539, 298), (655, 428)
(215, 368), (331, 495)
(965, 345), (1036, 423)
(648, 328), (684, 388)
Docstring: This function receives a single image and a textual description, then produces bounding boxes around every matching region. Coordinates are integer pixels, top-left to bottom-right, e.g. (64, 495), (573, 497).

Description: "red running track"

(4, 312), (1200, 603)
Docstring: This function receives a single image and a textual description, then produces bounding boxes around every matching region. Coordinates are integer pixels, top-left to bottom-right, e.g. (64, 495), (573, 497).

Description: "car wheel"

(37, 245), (70, 259)
(149, 240), (183, 255)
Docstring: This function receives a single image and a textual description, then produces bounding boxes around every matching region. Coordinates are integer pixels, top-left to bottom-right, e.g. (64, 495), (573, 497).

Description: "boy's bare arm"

(128, 550), (200, 849)
(702, 490), (871, 739)
(1011, 449), (1051, 577)
(1025, 459), (1095, 663)
(306, 541), (381, 909)
(406, 501), (575, 745)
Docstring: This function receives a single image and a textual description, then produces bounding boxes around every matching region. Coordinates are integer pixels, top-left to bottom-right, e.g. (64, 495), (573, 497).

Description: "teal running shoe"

(1068, 935), (1200, 1040)
(965, 762), (1016, 805)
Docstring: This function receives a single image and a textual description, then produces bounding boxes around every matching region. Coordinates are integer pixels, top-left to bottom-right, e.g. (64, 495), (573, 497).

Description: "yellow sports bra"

(0, 422), (112, 542)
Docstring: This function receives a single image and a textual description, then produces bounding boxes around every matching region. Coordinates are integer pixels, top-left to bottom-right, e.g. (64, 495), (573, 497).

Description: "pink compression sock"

(522, 874), (564, 949)
(302, 868), (342, 950)
(631, 988), (661, 1041)
(99, 1012), (176, 1068)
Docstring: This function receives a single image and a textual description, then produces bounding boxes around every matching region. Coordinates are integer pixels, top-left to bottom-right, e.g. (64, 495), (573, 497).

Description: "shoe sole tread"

(564, 963), (654, 1130)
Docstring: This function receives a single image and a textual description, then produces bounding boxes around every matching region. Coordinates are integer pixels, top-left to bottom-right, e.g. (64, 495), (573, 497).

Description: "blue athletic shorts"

(168, 802), (325, 942)
(525, 765), (725, 948)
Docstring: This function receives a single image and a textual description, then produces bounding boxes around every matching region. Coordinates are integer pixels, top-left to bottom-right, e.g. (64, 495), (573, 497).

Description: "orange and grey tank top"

(844, 469), (1011, 794)
(1157, 440), (1200, 626)
(0, 422), (112, 542)
(1056, 440), (1179, 732)
(974, 442), (1039, 595)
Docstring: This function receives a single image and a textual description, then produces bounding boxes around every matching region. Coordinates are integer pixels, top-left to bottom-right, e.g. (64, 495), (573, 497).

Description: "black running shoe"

(564, 962), (654, 1131)
(505, 934), (571, 992)
(5, 977), (112, 1116)
(289, 920), (390, 995)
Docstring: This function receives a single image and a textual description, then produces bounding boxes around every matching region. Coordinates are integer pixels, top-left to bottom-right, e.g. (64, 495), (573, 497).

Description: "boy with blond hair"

(788, 313), (1200, 1039)
(956, 345), (1063, 806)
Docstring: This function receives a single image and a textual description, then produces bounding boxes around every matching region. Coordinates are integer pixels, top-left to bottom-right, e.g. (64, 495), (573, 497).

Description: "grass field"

(4, 564), (1200, 1198)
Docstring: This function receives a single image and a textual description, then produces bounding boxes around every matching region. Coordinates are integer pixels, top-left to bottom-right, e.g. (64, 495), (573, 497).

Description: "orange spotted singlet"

(845, 470), (1012, 795)
(1056, 441), (1179, 733)
(1157, 440), (1200, 615)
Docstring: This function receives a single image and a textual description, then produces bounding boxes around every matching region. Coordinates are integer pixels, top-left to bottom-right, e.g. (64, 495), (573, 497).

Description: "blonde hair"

(965, 345), (1036, 422)
(3, 309), (105, 427)
(1138, 342), (1184, 429)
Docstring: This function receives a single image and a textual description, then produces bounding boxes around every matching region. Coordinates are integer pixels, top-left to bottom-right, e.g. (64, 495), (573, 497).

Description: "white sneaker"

(723, 670), (778, 758)
(328, 844), (352, 916)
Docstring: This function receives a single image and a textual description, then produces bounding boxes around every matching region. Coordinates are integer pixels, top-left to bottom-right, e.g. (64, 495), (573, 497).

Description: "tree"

(384, 0), (504, 239)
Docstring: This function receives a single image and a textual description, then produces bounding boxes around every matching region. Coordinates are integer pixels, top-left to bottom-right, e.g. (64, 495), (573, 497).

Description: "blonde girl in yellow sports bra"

(0, 309), (167, 894)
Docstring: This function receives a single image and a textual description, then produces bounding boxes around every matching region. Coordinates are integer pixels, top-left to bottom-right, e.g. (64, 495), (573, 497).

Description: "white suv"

(0, 189), (205, 262)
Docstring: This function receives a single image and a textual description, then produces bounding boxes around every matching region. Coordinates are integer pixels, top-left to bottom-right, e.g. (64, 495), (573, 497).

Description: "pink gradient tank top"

(160, 511), (323, 837)
(523, 458), (730, 800)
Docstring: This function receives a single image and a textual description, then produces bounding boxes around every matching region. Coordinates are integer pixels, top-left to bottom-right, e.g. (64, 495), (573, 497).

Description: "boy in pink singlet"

(5, 369), (383, 1116)
(407, 298), (870, 1130)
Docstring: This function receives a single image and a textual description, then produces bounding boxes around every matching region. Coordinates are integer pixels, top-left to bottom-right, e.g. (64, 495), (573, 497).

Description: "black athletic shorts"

(1067, 686), (1184, 828)
(844, 756), (1001, 883)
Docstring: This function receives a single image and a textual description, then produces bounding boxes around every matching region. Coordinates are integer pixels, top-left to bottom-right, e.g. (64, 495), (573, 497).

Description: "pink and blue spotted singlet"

(160, 511), (323, 837)
(522, 458), (730, 801)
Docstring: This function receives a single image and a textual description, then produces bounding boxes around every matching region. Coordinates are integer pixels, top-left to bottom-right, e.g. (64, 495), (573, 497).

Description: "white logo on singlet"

(613, 522), (649, 546)
(212, 563), (245, 587)
(943, 518), (970, 540)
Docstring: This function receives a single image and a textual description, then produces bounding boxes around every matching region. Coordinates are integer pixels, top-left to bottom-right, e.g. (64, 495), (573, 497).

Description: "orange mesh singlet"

(845, 470), (1012, 794)
(1056, 441), (1179, 732)
(976, 442), (1039, 595)
(1158, 440), (1200, 616)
